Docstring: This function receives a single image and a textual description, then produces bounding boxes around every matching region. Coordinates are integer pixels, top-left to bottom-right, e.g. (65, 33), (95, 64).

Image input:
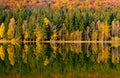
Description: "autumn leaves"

(0, 23), (5, 38)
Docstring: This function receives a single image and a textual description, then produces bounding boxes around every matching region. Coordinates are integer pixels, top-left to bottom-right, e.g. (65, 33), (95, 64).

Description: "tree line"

(0, 6), (120, 41)
(1, 0), (120, 10)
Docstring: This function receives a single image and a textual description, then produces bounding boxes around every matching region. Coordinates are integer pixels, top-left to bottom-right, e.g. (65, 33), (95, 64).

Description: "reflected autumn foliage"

(44, 56), (49, 66)
(111, 46), (120, 64)
(51, 43), (120, 64)
(1, 43), (120, 66)
(34, 43), (44, 61)
(22, 44), (28, 63)
(97, 45), (110, 63)
(0, 45), (5, 61)
(0, 43), (120, 77)
(7, 45), (15, 66)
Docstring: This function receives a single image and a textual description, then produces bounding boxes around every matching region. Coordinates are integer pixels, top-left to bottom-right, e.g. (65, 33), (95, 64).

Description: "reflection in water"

(44, 56), (49, 66)
(22, 44), (28, 63)
(112, 47), (120, 64)
(34, 43), (44, 61)
(7, 45), (15, 66)
(0, 45), (5, 61)
(0, 43), (120, 77)
(97, 45), (110, 63)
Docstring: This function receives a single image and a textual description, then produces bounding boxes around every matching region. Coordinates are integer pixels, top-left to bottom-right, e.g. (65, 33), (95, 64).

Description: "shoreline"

(0, 40), (120, 44)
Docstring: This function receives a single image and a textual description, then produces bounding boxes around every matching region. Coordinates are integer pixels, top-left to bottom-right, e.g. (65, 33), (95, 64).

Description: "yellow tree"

(92, 30), (98, 41)
(51, 31), (57, 40)
(101, 22), (110, 41)
(98, 22), (110, 41)
(7, 18), (16, 39)
(44, 17), (50, 26)
(0, 23), (5, 39)
(34, 24), (45, 42)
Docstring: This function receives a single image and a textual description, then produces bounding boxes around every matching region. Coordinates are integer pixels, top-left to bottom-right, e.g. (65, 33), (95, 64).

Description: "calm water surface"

(0, 43), (120, 78)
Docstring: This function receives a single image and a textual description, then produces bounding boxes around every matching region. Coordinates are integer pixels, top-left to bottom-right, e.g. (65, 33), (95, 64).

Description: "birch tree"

(7, 18), (16, 39)
(0, 23), (5, 39)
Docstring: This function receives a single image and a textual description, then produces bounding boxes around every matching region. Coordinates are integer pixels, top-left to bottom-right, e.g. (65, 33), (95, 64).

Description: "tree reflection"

(111, 46), (120, 64)
(0, 45), (5, 61)
(22, 44), (28, 63)
(50, 43), (120, 64)
(44, 56), (49, 66)
(34, 43), (43, 61)
(0, 43), (120, 77)
(7, 45), (15, 66)
(97, 45), (110, 63)
(2, 43), (120, 65)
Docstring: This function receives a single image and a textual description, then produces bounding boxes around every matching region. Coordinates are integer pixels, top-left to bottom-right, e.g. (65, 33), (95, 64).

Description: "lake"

(0, 43), (120, 78)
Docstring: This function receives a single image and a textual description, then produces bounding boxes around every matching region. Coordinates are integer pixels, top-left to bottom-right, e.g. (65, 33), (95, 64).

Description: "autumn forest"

(1, 0), (120, 78)
(0, 0), (120, 42)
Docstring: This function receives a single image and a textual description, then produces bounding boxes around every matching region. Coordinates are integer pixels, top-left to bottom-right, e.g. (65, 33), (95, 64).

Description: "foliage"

(0, 46), (5, 61)
(0, 5), (120, 41)
(0, 23), (5, 38)
(22, 20), (28, 40)
(1, 0), (120, 10)
(44, 17), (50, 26)
(7, 18), (16, 39)
(0, 43), (120, 77)
(7, 45), (15, 66)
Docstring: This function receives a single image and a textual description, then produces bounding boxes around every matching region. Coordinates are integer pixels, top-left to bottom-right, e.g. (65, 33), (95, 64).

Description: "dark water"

(0, 43), (120, 78)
